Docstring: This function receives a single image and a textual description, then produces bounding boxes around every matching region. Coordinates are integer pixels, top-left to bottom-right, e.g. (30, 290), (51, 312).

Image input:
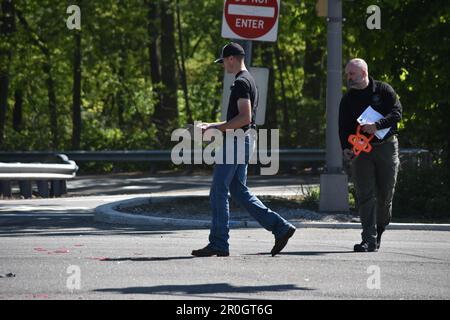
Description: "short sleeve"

(232, 79), (251, 100)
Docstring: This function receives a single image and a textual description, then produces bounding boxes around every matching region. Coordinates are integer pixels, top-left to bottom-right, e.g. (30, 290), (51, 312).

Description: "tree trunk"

(117, 43), (126, 129)
(146, 0), (162, 128)
(71, 30), (82, 149)
(13, 88), (22, 132)
(0, 73), (8, 146)
(261, 43), (277, 130)
(1, 0), (16, 34)
(274, 44), (290, 146)
(211, 72), (222, 121)
(158, 0), (178, 146)
(16, 9), (58, 149)
(176, 0), (192, 124)
(43, 62), (58, 150)
(0, 0), (15, 147)
(302, 38), (323, 100)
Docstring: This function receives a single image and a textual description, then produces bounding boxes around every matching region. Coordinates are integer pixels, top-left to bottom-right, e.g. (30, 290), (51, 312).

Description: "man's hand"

(196, 122), (211, 131)
(343, 148), (356, 161)
(361, 123), (377, 135)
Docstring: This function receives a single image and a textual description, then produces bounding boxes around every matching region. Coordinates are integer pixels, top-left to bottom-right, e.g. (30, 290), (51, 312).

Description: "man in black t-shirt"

(339, 58), (402, 252)
(191, 42), (296, 257)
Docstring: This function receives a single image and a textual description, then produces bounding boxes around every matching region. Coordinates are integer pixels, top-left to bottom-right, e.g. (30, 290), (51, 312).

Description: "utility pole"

(319, 0), (349, 212)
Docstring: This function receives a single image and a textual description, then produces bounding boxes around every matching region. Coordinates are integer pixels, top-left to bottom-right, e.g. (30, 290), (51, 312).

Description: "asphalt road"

(0, 211), (449, 300)
(0, 175), (449, 300)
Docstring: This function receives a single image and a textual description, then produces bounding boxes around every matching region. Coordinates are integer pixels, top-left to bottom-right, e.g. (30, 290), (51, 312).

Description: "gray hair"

(347, 58), (368, 74)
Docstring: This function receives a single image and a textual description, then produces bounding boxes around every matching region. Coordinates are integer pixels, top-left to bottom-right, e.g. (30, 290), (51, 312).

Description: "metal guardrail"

(0, 148), (430, 198)
(0, 154), (78, 198)
(0, 148), (430, 162)
(0, 163), (78, 179)
(0, 148), (430, 167)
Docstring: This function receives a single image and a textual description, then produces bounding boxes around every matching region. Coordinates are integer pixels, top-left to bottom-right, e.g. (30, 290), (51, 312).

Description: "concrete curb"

(94, 196), (450, 231)
(94, 196), (250, 228)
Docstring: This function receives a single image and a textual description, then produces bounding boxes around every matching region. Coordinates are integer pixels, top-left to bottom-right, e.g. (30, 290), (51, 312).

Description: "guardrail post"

(61, 180), (67, 195)
(1, 181), (12, 198)
(148, 163), (157, 174)
(51, 180), (62, 197)
(37, 180), (50, 197)
(19, 181), (33, 199)
(50, 180), (67, 197)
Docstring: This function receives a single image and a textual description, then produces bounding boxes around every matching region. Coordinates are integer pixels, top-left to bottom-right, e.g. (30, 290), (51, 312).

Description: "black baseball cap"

(214, 42), (245, 64)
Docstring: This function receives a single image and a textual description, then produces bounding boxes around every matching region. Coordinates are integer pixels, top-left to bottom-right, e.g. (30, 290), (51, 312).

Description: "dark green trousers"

(351, 136), (399, 244)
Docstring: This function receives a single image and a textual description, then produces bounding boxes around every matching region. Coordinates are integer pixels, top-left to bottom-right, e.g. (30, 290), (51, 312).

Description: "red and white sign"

(221, 0), (280, 42)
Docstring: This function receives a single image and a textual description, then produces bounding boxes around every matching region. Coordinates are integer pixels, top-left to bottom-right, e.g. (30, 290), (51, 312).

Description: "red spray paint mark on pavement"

(53, 249), (70, 254)
(34, 247), (70, 254)
(30, 294), (49, 299)
(88, 257), (108, 261)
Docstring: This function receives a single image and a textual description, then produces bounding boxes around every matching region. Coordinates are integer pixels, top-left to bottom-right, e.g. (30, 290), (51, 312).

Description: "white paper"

(357, 106), (391, 139)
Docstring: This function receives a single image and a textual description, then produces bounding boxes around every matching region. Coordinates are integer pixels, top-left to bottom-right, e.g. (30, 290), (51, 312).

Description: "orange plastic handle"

(347, 125), (374, 156)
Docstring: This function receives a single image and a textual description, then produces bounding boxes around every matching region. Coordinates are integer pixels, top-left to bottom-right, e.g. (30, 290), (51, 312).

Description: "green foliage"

(0, 0), (448, 168)
(348, 184), (356, 210)
(343, 0), (450, 163)
(298, 185), (356, 213)
(301, 186), (320, 211)
(393, 165), (450, 220)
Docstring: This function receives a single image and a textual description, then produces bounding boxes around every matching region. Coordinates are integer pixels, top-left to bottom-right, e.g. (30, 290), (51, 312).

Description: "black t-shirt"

(338, 77), (402, 150)
(227, 70), (258, 130)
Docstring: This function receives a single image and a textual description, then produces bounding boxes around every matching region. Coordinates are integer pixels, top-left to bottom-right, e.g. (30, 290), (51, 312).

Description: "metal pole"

(236, 40), (252, 67)
(319, 0), (349, 212)
(243, 40), (252, 67)
(325, 0), (342, 173)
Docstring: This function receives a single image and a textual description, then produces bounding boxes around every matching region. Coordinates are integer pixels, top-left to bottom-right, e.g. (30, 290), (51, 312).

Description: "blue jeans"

(208, 134), (294, 252)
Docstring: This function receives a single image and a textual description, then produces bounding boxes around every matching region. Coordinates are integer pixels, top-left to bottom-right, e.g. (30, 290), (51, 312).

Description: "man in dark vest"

(339, 58), (402, 252)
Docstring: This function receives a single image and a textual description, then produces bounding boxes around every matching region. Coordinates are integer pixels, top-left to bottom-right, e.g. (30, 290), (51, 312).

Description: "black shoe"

(376, 227), (385, 250)
(271, 226), (296, 256)
(191, 246), (229, 257)
(354, 241), (378, 252)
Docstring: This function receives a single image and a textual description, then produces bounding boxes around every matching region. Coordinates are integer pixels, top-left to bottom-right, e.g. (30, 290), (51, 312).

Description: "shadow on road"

(94, 282), (315, 298)
(99, 256), (195, 262)
(66, 174), (318, 197)
(244, 250), (355, 256)
(0, 214), (195, 237)
(281, 251), (355, 256)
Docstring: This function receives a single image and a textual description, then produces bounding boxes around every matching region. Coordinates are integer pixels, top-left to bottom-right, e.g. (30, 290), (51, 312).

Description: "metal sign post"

(242, 40), (252, 67)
